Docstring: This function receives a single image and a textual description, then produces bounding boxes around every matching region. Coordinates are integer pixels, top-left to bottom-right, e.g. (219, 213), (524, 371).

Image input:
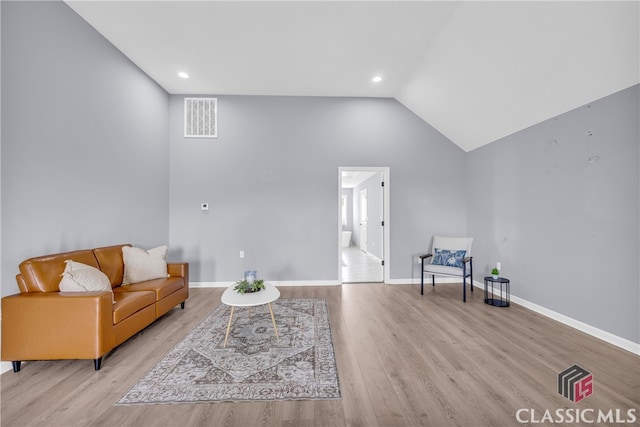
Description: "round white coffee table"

(220, 282), (280, 347)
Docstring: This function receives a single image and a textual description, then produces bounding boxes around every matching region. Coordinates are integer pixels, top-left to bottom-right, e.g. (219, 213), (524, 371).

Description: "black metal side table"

(484, 276), (510, 307)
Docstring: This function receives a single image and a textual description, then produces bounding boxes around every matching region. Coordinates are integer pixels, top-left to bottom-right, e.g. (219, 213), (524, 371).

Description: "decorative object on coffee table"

(244, 269), (257, 282)
(233, 278), (265, 294)
(222, 281), (280, 347)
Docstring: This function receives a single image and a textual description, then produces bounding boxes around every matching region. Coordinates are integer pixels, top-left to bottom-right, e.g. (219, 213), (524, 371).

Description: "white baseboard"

(189, 282), (233, 288)
(506, 292), (640, 356)
(3, 278), (635, 376)
(387, 277), (465, 285)
(0, 305), (9, 374)
(270, 280), (341, 287)
(478, 280), (639, 355)
(389, 278), (640, 355)
(189, 280), (341, 288)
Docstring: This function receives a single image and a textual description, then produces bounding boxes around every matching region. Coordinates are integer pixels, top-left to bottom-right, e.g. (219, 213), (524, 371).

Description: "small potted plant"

(491, 268), (500, 280)
(234, 278), (265, 294)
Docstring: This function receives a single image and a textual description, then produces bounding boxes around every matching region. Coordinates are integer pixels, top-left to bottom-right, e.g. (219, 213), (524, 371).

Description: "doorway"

(338, 167), (389, 283)
(359, 189), (368, 253)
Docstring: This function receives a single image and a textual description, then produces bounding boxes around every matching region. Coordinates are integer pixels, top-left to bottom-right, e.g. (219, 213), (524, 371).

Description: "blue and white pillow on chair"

(432, 248), (467, 268)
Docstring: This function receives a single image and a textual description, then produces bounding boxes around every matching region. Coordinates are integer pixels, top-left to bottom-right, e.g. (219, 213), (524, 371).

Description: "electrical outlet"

(497, 262), (501, 270)
(201, 203), (209, 211)
(239, 250), (244, 259)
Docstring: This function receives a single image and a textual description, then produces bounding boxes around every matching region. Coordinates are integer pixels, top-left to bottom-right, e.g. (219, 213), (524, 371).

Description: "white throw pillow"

(122, 245), (169, 285)
(59, 260), (114, 303)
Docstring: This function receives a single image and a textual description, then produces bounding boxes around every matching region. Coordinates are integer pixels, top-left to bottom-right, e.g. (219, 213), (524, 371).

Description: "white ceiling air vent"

(184, 97), (217, 138)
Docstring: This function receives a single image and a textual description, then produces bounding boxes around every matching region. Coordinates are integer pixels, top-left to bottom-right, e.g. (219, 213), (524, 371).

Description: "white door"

(359, 189), (368, 252)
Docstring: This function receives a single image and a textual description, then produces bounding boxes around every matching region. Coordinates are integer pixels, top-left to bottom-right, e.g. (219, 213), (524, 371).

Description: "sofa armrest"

(168, 262), (189, 282)
(1, 292), (115, 362)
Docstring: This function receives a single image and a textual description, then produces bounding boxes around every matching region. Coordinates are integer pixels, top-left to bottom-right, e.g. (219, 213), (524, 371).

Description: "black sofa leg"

(12, 361), (21, 373)
(181, 301), (185, 309)
(94, 357), (102, 370)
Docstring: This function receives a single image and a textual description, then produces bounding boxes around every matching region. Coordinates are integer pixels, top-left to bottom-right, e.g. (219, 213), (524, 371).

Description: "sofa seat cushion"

(114, 277), (184, 301)
(112, 291), (155, 324)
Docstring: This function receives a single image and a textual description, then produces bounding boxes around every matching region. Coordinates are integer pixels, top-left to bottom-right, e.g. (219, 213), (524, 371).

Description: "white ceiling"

(341, 171), (377, 189)
(66, 1), (639, 152)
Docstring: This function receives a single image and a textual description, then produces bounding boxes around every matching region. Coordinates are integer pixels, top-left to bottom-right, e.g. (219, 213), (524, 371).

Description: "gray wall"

(0, 0), (635, 347)
(168, 95), (467, 282)
(0, 1), (3, 299)
(1, 1), (170, 296)
(467, 84), (639, 343)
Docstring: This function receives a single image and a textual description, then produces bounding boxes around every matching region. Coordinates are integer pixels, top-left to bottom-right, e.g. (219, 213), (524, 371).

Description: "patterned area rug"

(116, 298), (340, 405)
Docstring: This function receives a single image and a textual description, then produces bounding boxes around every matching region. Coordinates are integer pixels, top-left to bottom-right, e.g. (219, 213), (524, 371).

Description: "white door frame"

(338, 167), (390, 284)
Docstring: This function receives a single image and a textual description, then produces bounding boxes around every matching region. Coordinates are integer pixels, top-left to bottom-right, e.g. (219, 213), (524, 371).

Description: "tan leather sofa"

(1, 244), (189, 372)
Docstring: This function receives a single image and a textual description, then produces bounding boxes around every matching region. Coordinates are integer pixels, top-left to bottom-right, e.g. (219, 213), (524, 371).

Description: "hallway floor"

(341, 245), (383, 283)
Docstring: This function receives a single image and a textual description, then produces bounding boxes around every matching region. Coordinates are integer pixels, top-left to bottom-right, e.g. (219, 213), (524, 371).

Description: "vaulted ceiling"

(66, 1), (639, 152)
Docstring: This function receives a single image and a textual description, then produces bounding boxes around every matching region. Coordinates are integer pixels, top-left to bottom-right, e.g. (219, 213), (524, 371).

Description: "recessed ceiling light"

(372, 75), (382, 83)
(178, 72), (189, 79)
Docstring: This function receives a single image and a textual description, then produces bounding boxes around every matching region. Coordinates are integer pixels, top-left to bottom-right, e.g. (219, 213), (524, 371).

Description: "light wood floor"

(1, 284), (638, 426)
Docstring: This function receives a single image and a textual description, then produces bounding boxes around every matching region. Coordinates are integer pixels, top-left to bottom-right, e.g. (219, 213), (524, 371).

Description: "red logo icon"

(558, 365), (593, 402)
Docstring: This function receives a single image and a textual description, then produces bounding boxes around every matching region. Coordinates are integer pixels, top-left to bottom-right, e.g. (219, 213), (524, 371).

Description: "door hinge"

(381, 260), (385, 266)
(381, 220), (384, 226)
(381, 181), (385, 187)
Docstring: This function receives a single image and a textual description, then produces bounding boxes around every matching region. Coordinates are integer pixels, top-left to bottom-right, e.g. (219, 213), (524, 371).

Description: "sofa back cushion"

(18, 250), (99, 293)
(93, 244), (131, 287)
